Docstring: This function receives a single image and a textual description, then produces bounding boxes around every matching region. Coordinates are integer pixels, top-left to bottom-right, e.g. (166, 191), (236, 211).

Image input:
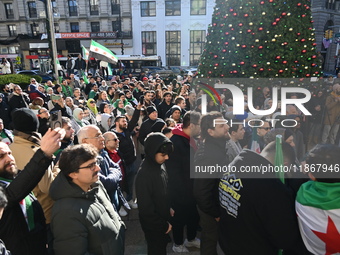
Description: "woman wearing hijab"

(99, 102), (114, 131)
(112, 99), (128, 117)
(87, 98), (99, 116)
(71, 108), (90, 135)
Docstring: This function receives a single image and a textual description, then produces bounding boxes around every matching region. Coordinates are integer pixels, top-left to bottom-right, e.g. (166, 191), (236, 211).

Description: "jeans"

(125, 162), (137, 201)
(321, 124), (339, 144)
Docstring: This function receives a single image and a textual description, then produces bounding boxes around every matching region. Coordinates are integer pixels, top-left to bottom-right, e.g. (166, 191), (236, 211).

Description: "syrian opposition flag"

(250, 127), (261, 154)
(82, 45), (89, 61)
(296, 181), (340, 255)
(89, 40), (118, 64)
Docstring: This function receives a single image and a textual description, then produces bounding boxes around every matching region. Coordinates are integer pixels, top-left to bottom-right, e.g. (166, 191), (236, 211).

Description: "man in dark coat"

(193, 111), (230, 255)
(157, 92), (174, 120)
(166, 111), (201, 253)
(218, 142), (308, 255)
(0, 128), (62, 255)
(138, 106), (161, 145)
(135, 132), (174, 255)
(111, 103), (141, 208)
(8, 85), (29, 111)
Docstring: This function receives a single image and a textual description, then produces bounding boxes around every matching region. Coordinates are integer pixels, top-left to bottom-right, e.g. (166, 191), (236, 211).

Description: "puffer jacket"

(50, 173), (125, 255)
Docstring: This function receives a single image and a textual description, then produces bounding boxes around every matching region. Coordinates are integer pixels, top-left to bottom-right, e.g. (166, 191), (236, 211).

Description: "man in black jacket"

(218, 142), (308, 255)
(112, 103), (142, 209)
(157, 92), (174, 120)
(138, 106), (161, 146)
(0, 128), (62, 255)
(193, 111), (230, 255)
(135, 132), (174, 255)
(8, 85), (30, 112)
(166, 111), (201, 253)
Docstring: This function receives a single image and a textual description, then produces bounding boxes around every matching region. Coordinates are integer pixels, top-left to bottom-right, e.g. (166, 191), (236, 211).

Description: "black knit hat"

(12, 108), (39, 133)
(146, 106), (157, 115)
(151, 119), (166, 132)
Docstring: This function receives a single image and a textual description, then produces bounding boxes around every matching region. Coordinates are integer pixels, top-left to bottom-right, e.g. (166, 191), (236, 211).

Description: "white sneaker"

(128, 199), (138, 209)
(119, 207), (128, 217)
(172, 244), (189, 253)
(184, 237), (201, 248)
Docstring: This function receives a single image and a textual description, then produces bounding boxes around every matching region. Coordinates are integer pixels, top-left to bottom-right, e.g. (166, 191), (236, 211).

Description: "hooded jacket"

(50, 173), (125, 255)
(219, 150), (306, 255)
(135, 133), (172, 234)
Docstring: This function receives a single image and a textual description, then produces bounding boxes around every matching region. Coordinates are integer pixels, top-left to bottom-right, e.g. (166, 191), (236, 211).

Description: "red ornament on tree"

(225, 42), (229, 45)
(244, 14), (249, 17)
(214, 55), (218, 58)
(240, 61), (245, 65)
(312, 55), (316, 59)
(258, 27), (263, 31)
(233, 12), (237, 16)
(276, 56), (281, 59)
(272, 22), (277, 26)
(253, 64), (257, 68)
(301, 50), (307, 53)
(258, 46), (263, 49)
(283, 60), (287, 64)
(279, 69), (284, 73)
(282, 12), (287, 16)
(259, 68), (264, 71)
(239, 23), (243, 26)
(242, 45), (247, 48)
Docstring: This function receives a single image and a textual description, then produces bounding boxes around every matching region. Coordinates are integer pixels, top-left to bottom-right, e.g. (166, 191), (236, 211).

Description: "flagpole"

(45, 0), (59, 81)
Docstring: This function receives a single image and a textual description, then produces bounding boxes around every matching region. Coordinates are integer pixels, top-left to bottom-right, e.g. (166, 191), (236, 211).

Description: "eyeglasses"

(89, 101), (95, 104)
(107, 138), (119, 142)
(78, 156), (103, 171)
(259, 127), (271, 131)
(84, 134), (104, 140)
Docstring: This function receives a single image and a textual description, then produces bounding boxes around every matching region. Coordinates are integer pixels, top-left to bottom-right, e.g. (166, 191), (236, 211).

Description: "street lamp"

(118, 0), (124, 54)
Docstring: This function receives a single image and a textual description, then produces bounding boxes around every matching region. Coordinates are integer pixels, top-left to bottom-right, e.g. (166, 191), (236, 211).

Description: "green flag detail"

(89, 40), (118, 64)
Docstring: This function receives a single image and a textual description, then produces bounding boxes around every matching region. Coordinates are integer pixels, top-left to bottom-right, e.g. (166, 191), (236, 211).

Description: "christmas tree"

(198, 0), (322, 78)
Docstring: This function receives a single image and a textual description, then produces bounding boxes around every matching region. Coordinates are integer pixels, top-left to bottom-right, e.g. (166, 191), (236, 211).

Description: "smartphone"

(50, 110), (62, 129)
(51, 94), (61, 101)
(139, 95), (144, 104)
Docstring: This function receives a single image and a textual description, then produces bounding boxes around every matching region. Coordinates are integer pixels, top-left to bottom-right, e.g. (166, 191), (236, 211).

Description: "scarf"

(87, 100), (98, 115)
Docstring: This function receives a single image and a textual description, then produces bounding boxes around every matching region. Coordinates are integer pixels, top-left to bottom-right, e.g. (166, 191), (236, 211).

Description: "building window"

(326, 0), (336, 9)
(190, 30), (205, 66)
(91, 22), (100, 32)
(112, 19), (121, 36)
(68, 0), (78, 16)
(142, 31), (157, 56)
(70, 22), (79, 32)
(52, 0), (58, 14)
(111, 0), (120, 14)
(141, 1), (156, 17)
(8, 25), (17, 37)
(89, 0), (99, 15)
(190, 0), (206, 15)
(166, 31), (181, 66)
(28, 2), (37, 18)
(165, 0), (180, 16)
(54, 22), (60, 33)
(31, 23), (40, 36)
(5, 3), (14, 19)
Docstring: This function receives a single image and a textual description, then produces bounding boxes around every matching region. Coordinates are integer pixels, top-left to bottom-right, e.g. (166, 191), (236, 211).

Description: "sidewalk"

(123, 208), (200, 255)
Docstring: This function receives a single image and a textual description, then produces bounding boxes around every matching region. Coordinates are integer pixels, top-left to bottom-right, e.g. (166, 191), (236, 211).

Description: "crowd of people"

(0, 67), (338, 255)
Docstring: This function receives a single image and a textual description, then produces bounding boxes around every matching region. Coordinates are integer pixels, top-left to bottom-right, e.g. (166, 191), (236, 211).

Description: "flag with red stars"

(88, 40), (118, 64)
(296, 181), (340, 255)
